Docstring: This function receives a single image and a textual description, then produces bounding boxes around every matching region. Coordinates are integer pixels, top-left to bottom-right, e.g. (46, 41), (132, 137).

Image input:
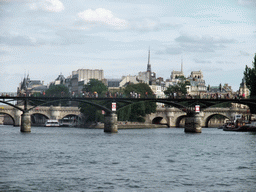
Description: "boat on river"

(223, 120), (256, 132)
(222, 120), (236, 131)
(44, 119), (60, 127)
(239, 121), (256, 132)
(59, 118), (76, 127)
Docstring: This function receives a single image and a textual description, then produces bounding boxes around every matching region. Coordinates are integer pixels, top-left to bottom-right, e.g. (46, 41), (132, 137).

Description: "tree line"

(244, 53), (256, 98)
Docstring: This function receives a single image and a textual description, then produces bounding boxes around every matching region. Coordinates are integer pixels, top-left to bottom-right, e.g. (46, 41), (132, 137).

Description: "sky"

(0, 0), (256, 92)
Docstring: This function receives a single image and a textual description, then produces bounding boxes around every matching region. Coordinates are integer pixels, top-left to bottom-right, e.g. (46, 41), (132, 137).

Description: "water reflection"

(0, 126), (256, 191)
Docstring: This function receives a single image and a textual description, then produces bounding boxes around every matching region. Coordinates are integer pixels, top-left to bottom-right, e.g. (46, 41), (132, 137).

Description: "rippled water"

(1, 125), (256, 191)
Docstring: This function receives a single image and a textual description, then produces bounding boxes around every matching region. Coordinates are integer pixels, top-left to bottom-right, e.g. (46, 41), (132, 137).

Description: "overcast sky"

(1, 0), (256, 92)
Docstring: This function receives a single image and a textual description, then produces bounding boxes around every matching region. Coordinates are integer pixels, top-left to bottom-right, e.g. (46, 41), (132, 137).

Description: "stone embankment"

(86, 122), (168, 129)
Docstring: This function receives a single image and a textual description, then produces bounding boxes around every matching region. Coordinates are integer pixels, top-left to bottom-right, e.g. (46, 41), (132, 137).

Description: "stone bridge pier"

(20, 111), (31, 132)
(14, 109), (22, 127)
(184, 112), (202, 133)
(104, 113), (118, 133)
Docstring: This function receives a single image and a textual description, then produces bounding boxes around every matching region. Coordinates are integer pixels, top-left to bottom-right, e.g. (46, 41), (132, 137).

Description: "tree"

(244, 54), (256, 97)
(164, 81), (190, 98)
(123, 83), (154, 98)
(79, 79), (108, 123)
(44, 84), (70, 106)
(82, 79), (108, 97)
(117, 83), (157, 122)
(79, 104), (104, 123)
(45, 84), (70, 97)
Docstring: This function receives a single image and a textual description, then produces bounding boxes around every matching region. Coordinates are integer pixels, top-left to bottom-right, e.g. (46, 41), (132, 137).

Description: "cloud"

(156, 34), (236, 56)
(156, 47), (182, 55)
(216, 61), (236, 64)
(77, 8), (127, 29)
(175, 35), (236, 53)
(238, 0), (256, 6)
(29, 0), (64, 12)
(194, 59), (212, 64)
(0, 34), (37, 46)
(0, 50), (6, 55)
(239, 50), (250, 56)
(128, 19), (181, 32)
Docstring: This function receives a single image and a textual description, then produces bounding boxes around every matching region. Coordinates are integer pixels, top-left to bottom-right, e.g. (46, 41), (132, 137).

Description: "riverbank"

(85, 122), (169, 129)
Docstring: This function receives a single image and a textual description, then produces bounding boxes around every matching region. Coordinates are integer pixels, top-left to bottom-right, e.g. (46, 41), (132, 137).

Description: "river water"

(1, 125), (256, 192)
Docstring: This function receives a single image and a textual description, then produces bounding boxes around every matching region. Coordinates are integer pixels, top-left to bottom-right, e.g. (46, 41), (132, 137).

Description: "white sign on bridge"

(195, 105), (200, 112)
(112, 102), (116, 111)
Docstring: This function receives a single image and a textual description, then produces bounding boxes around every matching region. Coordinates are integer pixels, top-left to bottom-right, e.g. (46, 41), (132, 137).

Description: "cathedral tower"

(147, 48), (151, 73)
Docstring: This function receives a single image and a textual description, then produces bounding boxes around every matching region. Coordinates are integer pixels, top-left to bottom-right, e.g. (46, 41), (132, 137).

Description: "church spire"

(181, 56), (183, 73)
(147, 47), (151, 72)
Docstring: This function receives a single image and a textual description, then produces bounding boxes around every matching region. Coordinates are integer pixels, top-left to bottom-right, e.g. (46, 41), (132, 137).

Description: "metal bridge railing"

(0, 92), (17, 97)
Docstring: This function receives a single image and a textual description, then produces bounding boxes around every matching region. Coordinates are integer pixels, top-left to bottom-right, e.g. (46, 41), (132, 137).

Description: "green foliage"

(117, 105), (131, 121)
(45, 84), (70, 97)
(117, 83), (157, 122)
(244, 54), (256, 97)
(82, 79), (108, 96)
(80, 79), (108, 123)
(44, 84), (70, 106)
(123, 83), (154, 98)
(164, 81), (190, 97)
(211, 102), (232, 108)
(79, 103), (104, 123)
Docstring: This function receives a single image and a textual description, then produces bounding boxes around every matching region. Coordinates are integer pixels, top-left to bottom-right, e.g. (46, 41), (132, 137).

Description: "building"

(186, 71), (207, 97)
(17, 75), (47, 96)
(238, 78), (250, 98)
(53, 73), (65, 85)
(119, 75), (139, 87)
(107, 79), (122, 91)
(170, 58), (184, 81)
(165, 59), (185, 88)
(150, 85), (166, 98)
(48, 73), (66, 87)
(137, 49), (156, 85)
(206, 84), (232, 99)
(64, 69), (106, 96)
(72, 69), (104, 84)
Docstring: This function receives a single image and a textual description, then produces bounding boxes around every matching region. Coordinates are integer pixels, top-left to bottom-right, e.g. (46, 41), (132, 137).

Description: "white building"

(119, 75), (139, 87)
(186, 71), (207, 96)
(150, 85), (166, 98)
(72, 69), (104, 84)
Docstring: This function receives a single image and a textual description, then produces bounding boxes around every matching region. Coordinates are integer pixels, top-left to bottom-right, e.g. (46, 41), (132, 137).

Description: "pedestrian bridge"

(1, 96), (255, 133)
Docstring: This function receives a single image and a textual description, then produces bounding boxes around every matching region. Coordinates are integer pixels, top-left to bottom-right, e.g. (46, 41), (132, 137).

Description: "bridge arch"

(59, 114), (81, 120)
(204, 113), (229, 127)
(30, 111), (50, 119)
(60, 114), (82, 126)
(152, 116), (168, 125)
(175, 115), (187, 127)
(0, 112), (15, 125)
(31, 113), (49, 125)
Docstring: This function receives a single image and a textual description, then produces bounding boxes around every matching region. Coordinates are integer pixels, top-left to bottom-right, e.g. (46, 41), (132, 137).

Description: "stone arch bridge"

(147, 106), (249, 127)
(0, 105), (81, 126)
(0, 105), (248, 128)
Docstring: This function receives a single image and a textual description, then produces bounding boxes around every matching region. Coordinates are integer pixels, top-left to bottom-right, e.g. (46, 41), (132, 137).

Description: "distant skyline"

(1, 0), (256, 92)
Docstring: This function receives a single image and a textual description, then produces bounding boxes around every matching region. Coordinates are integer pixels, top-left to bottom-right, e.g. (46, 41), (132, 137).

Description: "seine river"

(1, 125), (256, 192)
